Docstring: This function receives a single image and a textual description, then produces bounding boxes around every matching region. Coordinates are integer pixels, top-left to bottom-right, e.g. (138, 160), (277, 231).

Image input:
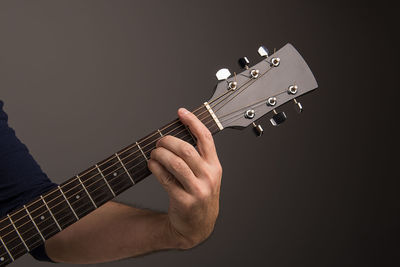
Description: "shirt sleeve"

(0, 100), (58, 263)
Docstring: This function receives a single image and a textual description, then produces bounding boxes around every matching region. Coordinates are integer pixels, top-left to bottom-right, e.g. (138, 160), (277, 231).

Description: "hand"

(148, 108), (222, 249)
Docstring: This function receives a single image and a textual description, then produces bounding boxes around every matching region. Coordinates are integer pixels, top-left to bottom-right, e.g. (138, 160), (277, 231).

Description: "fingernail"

(179, 108), (189, 115)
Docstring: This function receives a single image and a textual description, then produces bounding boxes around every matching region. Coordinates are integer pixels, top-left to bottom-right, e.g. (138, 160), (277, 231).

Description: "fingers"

(147, 159), (186, 196)
(156, 135), (205, 176)
(150, 146), (197, 192)
(177, 108), (218, 163)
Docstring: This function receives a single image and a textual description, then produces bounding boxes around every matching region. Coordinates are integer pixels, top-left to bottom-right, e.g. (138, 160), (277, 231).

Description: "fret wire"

(23, 206), (45, 242)
(95, 164), (116, 197)
(43, 214), (75, 232)
(0, 236), (14, 261)
(40, 196), (62, 231)
(7, 215), (29, 252)
(81, 165), (151, 211)
(76, 169), (115, 208)
(58, 186), (79, 221)
(157, 129), (163, 137)
(77, 176), (97, 208)
(136, 142), (148, 161)
(27, 209), (60, 240)
(115, 153), (135, 184)
(39, 204), (77, 231)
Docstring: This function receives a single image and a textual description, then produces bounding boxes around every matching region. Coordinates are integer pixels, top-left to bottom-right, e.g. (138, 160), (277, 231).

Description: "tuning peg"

(270, 110), (287, 126)
(216, 68), (231, 81)
(293, 99), (303, 113)
(238, 57), (250, 69)
(252, 122), (264, 137)
(258, 46), (269, 57)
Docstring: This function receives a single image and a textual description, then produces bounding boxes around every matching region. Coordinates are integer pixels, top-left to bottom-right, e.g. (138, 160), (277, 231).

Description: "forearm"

(45, 201), (181, 264)
(45, 108), (222, 264)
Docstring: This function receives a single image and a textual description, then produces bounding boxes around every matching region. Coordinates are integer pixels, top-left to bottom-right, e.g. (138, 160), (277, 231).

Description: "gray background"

(0, 0), (398, 266)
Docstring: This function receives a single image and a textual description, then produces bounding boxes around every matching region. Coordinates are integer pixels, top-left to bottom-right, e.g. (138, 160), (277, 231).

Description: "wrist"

(163, 216), (198, 250)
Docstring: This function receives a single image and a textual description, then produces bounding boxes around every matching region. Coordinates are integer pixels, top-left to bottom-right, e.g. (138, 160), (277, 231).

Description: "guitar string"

(0, 111), (218, 247)
(0, 119), (217, 245)
(0, 107), (208, 227)
(0, 68), (263, 251)
(5, 88), (279, 255)
(1, 78), (277, 256)
(0, 60), (255, 229)
(0, 109), (213, 230)
(212, 63), (274, 114)
(0, 127), (212, 256)
(0, 57), (271, 228)
(217, 86), (293, 124)
(0, 68), (266, 249)
(0, 59), (275, 254)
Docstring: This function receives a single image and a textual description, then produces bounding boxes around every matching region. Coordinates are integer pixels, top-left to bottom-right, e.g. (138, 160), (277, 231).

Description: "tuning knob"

(216, 68), (231, 81)
(293, 99), (303, 113)
(252, 122), (264, 137)
(258, 46), (269, 57)
(270, 111), (287, 126)
(238, 57), (250, 69)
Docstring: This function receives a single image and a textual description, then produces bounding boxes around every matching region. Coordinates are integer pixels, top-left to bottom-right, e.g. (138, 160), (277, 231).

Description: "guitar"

(0, 43), (318, 266)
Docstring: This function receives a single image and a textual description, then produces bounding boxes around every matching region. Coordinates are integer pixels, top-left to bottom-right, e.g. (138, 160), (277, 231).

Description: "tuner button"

(244, 109), (255, 119)
(238, 57), (250, 69)
(267, 97), (277, 106)
(271, 57), (280, 67)
(228, 81), (237, 90)
(252, 122), (264, 137)
(288, 85), (298, 95)
(250, 69), (260, 79)
(258, 46), (269, 57)
(216, 68), (231, 81)
(294, 99), (303, 113)
(270, 111), (287, 126)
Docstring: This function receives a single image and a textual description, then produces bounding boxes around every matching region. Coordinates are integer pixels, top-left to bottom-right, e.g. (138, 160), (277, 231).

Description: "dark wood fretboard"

(0, 103), (221, 265)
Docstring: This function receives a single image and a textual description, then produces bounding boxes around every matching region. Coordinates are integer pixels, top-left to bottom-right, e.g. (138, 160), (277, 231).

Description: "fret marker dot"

(113, 172), (118, 177)
(1, 257), (4, 261)
(76, 195), (80, 199)
(40, 215), (45, 220)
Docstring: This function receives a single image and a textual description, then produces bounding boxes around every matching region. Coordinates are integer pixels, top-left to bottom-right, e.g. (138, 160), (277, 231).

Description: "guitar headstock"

(207, 43), (318, 135)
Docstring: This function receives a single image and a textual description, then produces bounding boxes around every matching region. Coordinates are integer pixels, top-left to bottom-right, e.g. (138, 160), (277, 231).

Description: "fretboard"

(0, 103), (222, 266)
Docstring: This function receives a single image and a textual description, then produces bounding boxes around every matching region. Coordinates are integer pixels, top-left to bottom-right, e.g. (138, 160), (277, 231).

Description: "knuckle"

(194, 185), (210, 200)
(182, 198), (195, 211)
(161, 173), (174, 187)
(171, 159), (186, 172)
(163, 173), (173, 184)
(181, 145), (195, 158)
(201, 129), (213, 141)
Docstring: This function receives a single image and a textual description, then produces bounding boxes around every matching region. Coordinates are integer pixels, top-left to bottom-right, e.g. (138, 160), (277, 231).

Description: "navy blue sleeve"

(0, 100), (58, 262)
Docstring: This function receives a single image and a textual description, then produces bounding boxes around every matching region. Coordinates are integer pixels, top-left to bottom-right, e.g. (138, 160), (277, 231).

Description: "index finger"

(177, 108), (218, 162)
